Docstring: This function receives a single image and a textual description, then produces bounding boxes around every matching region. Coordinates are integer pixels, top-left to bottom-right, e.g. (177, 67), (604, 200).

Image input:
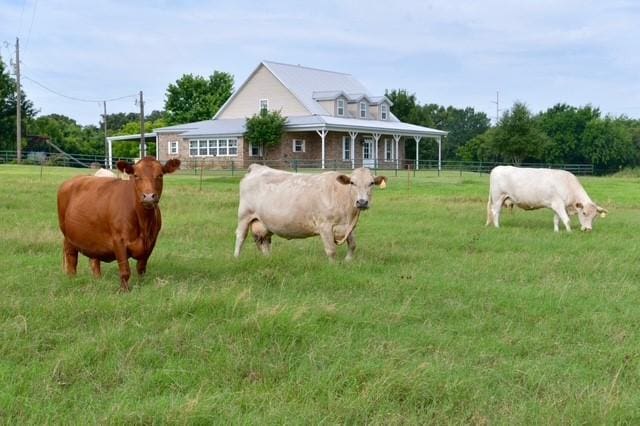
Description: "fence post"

(231, 160), (234, 177)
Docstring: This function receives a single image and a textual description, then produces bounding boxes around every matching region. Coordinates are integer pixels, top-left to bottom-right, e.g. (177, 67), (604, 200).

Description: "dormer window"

(337, 98), (345, 116)
(380, 104), (388, 120)
(259, 99), (269, 114)
(359, 102), (367, 119)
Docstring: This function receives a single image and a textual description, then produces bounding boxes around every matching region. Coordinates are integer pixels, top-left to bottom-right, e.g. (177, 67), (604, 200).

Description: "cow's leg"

(485, 199), (493, 226)
(113, 241), (131, 291)
(63, 239), (78, 276)
(250, 220), (272, 256)
(491, 200), (504, 228)
(90, 258), (101, 278)
(234, 216), (252, 258)
(255, 234), (272, 256)
(345, 231), (356, 261)
(136, 257), (148, 276)
(319, 227), (337, 261)
(551, 203), (571, 232)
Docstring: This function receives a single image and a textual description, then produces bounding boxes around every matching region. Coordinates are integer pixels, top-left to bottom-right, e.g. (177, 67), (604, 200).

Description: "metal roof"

(154, 116), (446, 139)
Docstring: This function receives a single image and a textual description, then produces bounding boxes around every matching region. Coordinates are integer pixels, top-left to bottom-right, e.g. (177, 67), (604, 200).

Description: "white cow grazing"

(486, 165), (607, 232)
(234, 164), (387, 260)
(93, 168), (118, 178)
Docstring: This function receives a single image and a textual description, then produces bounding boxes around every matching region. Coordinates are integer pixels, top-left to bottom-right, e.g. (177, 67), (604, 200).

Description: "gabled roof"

(215, 61), (393, 119)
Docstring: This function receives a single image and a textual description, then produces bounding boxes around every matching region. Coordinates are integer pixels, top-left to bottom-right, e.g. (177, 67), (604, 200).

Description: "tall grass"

(1, 165), (640, 423)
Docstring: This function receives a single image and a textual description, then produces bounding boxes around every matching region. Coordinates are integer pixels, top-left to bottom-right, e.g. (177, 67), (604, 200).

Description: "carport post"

(413, 135), (421, 170)
(437, 136), (442, 176)
(107, 138), (113, 169)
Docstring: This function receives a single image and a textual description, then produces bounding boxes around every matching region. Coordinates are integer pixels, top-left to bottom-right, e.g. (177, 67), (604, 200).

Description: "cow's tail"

(486, 195), (493, 227)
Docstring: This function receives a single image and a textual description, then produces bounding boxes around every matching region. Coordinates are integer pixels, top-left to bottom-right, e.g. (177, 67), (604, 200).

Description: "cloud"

(1, 0), (638, 125)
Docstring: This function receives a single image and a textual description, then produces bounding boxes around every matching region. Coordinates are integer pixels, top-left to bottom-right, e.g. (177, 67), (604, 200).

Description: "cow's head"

(336, 168), (387, 210)
(575, 201), (608, 231)
(117, 157), (181, 209)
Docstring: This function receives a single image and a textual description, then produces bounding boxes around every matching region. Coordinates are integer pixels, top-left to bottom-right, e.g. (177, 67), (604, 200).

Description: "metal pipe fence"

(0, 150), (596, 177)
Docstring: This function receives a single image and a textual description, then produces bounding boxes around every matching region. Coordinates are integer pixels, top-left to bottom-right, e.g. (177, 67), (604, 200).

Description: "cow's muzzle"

(141, 193), (159, 208)
(581, 226), (592, 232)
(356, 199), (369, 210)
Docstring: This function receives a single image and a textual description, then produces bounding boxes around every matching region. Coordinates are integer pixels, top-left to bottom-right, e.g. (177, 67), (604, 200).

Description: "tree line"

(2, 55), (639, 172)
(386, 89), (640, 172)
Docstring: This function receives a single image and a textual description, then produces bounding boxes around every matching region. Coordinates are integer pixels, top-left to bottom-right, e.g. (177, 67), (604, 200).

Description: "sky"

(1, 0), (639, 126)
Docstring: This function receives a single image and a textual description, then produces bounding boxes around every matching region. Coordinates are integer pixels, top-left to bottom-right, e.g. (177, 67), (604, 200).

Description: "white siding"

(217, 65), (309, 119)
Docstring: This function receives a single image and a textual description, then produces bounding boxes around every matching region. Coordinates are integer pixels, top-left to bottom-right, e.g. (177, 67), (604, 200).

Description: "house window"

(292, 139), (305, 153)
(168, 141), (178, 155)
(359, 102), (367, 119)
(380, 104), (388, 120)
(188, 138), (238, 157)
(208, 139), (217, 156)
(199, 139), (208, 156)
(228, 139), (238, 156)
(342, 136), (351, 160)
(384, 138), (396, 161)
(259, 99), (269, 114)
(250, 142), (262, 157)
(337, 99), (345, 116)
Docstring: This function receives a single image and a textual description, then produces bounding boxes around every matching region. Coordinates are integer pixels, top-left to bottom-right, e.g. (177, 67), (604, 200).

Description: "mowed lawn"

(2, 164), (640, 424)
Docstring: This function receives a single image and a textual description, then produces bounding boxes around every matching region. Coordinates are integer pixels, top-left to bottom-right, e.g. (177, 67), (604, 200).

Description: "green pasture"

(1, 165), (640, 424)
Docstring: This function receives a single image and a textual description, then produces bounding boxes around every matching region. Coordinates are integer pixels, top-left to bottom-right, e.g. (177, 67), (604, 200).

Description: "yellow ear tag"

(379, 180), (387, 189)
(600, 212), (607, 218)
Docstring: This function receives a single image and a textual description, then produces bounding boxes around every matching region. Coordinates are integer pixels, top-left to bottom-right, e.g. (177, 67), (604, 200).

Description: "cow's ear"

(597, 205), (608, 218)
(336, 175), (351, 185)
(575, 202), (583, 210)
(117, 160), (134, 175)
(374, 176), (387, 189)
(163, 159), (181, 174)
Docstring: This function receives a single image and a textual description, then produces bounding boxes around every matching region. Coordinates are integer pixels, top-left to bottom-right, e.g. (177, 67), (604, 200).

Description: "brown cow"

(57, 157), (180, 291)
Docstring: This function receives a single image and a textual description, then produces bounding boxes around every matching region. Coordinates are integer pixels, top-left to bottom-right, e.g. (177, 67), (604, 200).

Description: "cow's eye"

(369, 182), (374, 186)
(133, 174), (140, 180)
(350, 182), (355, 186)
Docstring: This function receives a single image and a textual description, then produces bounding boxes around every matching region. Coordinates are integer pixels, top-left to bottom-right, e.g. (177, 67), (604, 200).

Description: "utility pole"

(139, 90), (145, 158)
(15, 37), (21, 163)
(102, 101), (108, 167)
(491, 91), (500, 126)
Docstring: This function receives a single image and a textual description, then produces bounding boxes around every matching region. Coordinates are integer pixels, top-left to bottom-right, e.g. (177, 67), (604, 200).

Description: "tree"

(244, 110), (287, 149)
(538, 103), (600, 164)
(581, 117), (635, 170)
(164, 71), (233, 125)
(29, 114), (104, 155)
(0, 57), (36, 151)
(492, 102), (549, 165)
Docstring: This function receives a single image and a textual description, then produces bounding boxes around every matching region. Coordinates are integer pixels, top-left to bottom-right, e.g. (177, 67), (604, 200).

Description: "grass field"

(1, 164), (640, 424)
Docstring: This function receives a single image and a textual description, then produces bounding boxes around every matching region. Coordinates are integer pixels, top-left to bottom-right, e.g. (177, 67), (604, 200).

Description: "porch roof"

(153, 115), (446, 139)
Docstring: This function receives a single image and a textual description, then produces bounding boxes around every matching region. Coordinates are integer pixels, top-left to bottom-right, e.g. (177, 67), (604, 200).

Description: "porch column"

(348, 131), (358, 169)
(413, 135), (421, 170)
(393, 134), (401, 170)
(108, 138), (113, 169)
(372, 132), (381, 169)
(156, 134), (159, 161)
(316, 128), (329, 169)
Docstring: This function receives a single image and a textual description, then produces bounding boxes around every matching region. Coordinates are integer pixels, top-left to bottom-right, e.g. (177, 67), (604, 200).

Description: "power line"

(22, 75), (137, 103)
(24, 0), (39, 52)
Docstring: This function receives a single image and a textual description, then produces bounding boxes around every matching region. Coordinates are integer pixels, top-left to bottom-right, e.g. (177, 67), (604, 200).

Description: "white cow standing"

(234, 164), (387, 260)
(486, 165), (607, 232)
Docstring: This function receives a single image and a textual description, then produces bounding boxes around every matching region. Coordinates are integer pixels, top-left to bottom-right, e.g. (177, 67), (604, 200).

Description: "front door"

(362, 139), (374, 168)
